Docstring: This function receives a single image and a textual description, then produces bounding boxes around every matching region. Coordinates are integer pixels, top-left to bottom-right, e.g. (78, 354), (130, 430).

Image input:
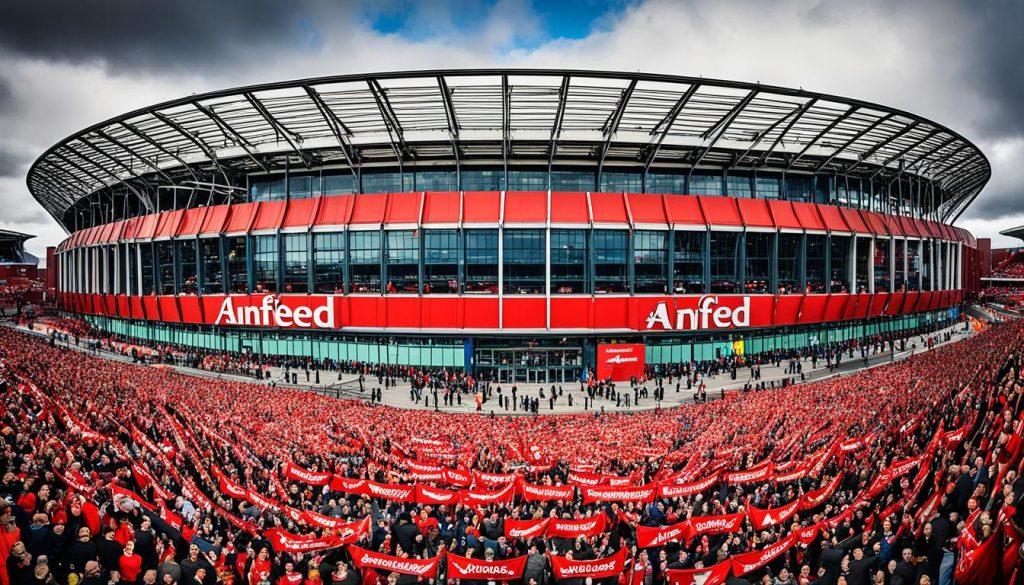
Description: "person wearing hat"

(29, 555), (55, 585)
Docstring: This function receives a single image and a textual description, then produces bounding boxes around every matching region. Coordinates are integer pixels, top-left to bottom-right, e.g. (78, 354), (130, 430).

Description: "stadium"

(35, 70), (990, 383)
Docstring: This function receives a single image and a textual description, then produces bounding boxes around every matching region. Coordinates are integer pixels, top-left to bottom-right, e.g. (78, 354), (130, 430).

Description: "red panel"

(860, 211), (888, 236)
(345, 297), (382, 328)
(736, 198), (774, 229)
(251, 200), (287, 231)
(158, 296), (181, 323)
(626, 193), (668, 226)
(939, 222), (955, 242)
(797, 295), (828, 324)
(767, 200), (801, 231)
(773, 295), (803, 325)
(177, 207), (209, 237)
(385, 296), (420, 328)
(98, 221), (117, 244)
(349, 193), (387, 225)
(664, 195), (705, 226)
(116, 295), (130, 318)
(155, 209), (185, 239)
(281, 197), (319, 229)
(462, 297), (500, 328)
(142, 296), (161, 321)
(421, 297), (460, 329)
(502, 297), (546, 329)
(462, 192), (501, 223)
(884, 292), (905, 316)
(503, 191), (548, 223)
(816, 205), (851, 233)
(882, 214), (904, 236)
(179, 296), (203, 324)
(841, 293), (859, 320)
(697, 196), (742, 227)
(199, 205), (230, 235)
(106, 295), (118, 315)
(129, 296), (145, 320)
(224, 202), (259, 234)
(313, 194), (354, 228)
(868, 293), (888, 317)
(922, 220), (941, 239)
(136, 214), (160, 240)
(940, 290), (950, 308)
(792, 202), (826, 231)
(422, 192), (461, 224)
(92, 294), (105, 316)
(822, 294), (849, 322)
(589, 192), (629, 224)
(550, 297), (592, 329)
(913, 219), (933, 240)
(593, 297), (630, 329)
(916, 291), (932, 312)
(927, 291), (941, 311)
(901, 291), (920, 313)
(596, 344), (646, 381)
(838, 208), (869, 234)
(550, 192), (590, 224)
(384, 192), (423, 225)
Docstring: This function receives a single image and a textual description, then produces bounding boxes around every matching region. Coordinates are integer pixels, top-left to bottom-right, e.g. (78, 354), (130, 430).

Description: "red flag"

(414, 485), (460, 506)
(446, 553), (527, 580)
(349, 545), (440, 578)
(550, 547), (627, 580)
(685, 513), (745, 542)
(724, 461), (774, 485)
(955, 525), (1002, 585)
(746, 498), (801, 530)
(461, 482), (516, 508)
(666, 560), (731, 585)
(731, 533), (798, 576)
(505, 518), (550, 540)
(546, 514), (607, 539)
(636, 521), (689, 549)
(657, 472), (720, 499)
(281, 462), (331, 486)
(518, 480), (574, 502)
(580, 484), (657, 504)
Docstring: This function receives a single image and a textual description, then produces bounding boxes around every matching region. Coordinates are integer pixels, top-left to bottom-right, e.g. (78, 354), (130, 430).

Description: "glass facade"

(593, 230), (629, 293)
(349, 231), (381, 293)
(313, 233), (345, 294)
(673, 231), (705, 294)
(385, 230), (419, 294)
(710, 232), (740, 293)
(634, 231), (668, 294)
(283, 234), (309, 293)
(424, 229), (459, 294)
(503, 229), (545, 294)
(178, 240), (198, 295)
(550, 230), (586, 294)
(744, 233), (773, 294)
(253, 235), (278, 293)
(200, 238), (223, 294)
(465, 230), (498, 293)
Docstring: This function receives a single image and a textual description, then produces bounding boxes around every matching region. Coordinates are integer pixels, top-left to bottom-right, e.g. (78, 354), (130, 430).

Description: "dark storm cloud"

(0, 145), (28, 178)
(955, 0), (1024, 138)
(0, 0), (340, 74)
(0, 76), (12, 111)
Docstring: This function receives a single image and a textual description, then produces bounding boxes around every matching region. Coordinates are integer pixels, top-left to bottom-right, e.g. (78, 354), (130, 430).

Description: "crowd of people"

(992, 253), (1024, 279)
(980, 287), (1024, 312)
(0, 318), (1022, 584)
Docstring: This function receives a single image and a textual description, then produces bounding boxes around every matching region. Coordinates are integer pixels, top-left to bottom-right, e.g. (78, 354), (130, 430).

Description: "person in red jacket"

(119, 541), (143, 584)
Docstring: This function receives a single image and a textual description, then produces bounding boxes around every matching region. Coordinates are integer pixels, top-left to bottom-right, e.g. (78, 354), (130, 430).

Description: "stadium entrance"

(474, 344), (583, 384)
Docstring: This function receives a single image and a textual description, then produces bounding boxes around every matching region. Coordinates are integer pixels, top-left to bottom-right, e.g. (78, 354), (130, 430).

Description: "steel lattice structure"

(28, 69), (990, 231)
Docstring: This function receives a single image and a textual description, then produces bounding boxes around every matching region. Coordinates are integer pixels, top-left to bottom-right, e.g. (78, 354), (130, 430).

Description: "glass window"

(140, 244), (155, 295)
(385, 230), (419, 294)
(726, 174), (752, 198)
(894, 239), (906, 292)
(177, 240), (198, 295)
(784, 175), (811, 202)
(907, 240), (921, 291)
(362, 172), (405, 194)
(709, 231), (740, 293)
(324, 174), (356, 196)
(465, 229), (498, 293)
(125, 243), (136, 295)
(599, 172), (642, 193)
(250, 178), (286, 202)
(593, 230), (628, 293)
(461, 169), (505, 192)
(506, 170), (547, 192)
(634, 230), (667, 293)
(424, 229), (459, 294)
(200, 238), (223, 294)
(830, 235), (851, 293)
(157, 241), (176, 295)
(550, 171), (594, 192)
(106, 246), (116, 294)
(755, 175), (781, 199)
(646, 173), (685, 194)
(225, 236), (248, 294)
(550, 230), (586, 294)
(690, 173), (723, 196)
(854, 237), (871, 293)
(415, 171), (457, 192)
(313, 233), (345, 294)
(874, 238), (891, 293)
(283, 234), (309, 293)
(745, 232), (773, 294)
(778, 234), (801, 294)
(253, 235), (278, 293)
(288, 176), (315, 200)
(922, 240), (933, 291)
(673, 231), (705, 294)
(503, 229), (545, 294)
(349, 231), (381, 293)
(806, 235), (826, 293)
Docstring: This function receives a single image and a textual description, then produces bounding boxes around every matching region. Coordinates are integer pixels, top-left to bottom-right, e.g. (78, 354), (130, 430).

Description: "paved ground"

(9, 320), (973, 416)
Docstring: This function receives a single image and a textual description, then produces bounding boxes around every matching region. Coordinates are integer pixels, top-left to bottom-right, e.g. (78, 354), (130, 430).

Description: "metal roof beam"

(734, 97), (816, 166)
(501, 74), (510, 166)
(596, 77), (638, 184)
(784, 106), (858, 171)
(243, 92), (314, 168)
(192, 102), (269, 173)
(75, 136), (156, 212)
(53, 147), (150, 212)
(367, 78), (410, 161)
(867, 129), (942, 180)
(547, 76), (570, 167)
(302, 85), (359, 174)
(93, 128), (175, 184)
(843, 120), (920, 174)
(689, 89), (757, 170)
(643, 83), (700, 172)
(150, 110), (234, 187)
(117, 121), (200, 183)
(811, 112), (894, 173)
(436, 76), (462, 164)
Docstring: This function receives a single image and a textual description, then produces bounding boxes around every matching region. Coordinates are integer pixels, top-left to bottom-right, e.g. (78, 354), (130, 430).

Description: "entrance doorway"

(475, 345), (582, 384)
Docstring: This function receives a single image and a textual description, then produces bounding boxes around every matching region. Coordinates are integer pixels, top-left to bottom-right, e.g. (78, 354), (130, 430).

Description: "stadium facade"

(33, 70), (989, 382)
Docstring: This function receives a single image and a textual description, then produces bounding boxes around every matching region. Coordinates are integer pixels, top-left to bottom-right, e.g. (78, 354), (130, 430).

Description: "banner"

(265, 523), (364, 554)
(461, 482), (516, 508)
(550, 547), (627, 580)
(546, 514), (607, 539)
(414, 485), (460, 506)
(596, 344), (646, 381)
(666, 561), (731, 585)
(636, 521), (689, 549)
(505, 518), (550, 540)
(724, 462), (774, 485)
(581, 484), (657, 504)
(446, 554), (527, 581)
(685, 513), (745, 541)
(747, 498), (801, 530)
(518, 480), (575, 502)
(349, 546), (440, 578)
(657, 472), (720, 499)
(473, 470), (519, 487)
(731, 533), (797, 576)
(282, 461), (332, 486)
(800, 473), (845, 511)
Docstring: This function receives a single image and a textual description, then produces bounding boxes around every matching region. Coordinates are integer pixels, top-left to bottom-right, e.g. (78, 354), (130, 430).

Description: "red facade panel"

(177, 207), (209, 237)
(792, 202), (826, 232)
(462, 192), (501, 224)
(462, 297), (500, 329)
(697, 196), (742, 227)
(736, 198), (774, 229)
(199, 205), (230, 235)
(421, 192), (461, 224)
(136, 214), (160, 240)
(281, 197), (320, 229)
(384, 192), (423, 225)
(549, 192), (590, 224)
(155, 209), (185, 239)
(860, 211), (888, 236)
(816, 205), (851, 233)
(626, 193), (668, 226)
(178, 296), (203, 324)
(98, 221), (117, 244)
(549, 297), (592, 329)
(663, 195), (706, 226)
(224, 202), (259, 234)
(774, 295), (803, 325)
(838, 207), (869, 234)
(868, 293), (889, 317)
(313, 194), (354, 228)
(502, 298), (546, 328)
(797, 295), (828, 324)
(251, 200), (287, 231)
(349, 193), (387, 225)
(589, 192), (629, 224)
(882, 214), (904, 236)
(420, 297), (461, 329)
(503, 191), (548, 224)
(767, 200), (802, 231)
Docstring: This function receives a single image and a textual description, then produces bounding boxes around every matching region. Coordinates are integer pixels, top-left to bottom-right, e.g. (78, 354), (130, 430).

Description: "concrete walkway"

(8, 319), (973, 416)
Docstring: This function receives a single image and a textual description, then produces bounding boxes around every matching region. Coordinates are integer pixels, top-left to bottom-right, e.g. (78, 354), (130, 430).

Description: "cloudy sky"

(1, 0), (1022, 261)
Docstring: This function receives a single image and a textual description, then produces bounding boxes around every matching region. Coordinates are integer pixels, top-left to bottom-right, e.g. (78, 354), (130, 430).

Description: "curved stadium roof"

(28, 69), (990, 231)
